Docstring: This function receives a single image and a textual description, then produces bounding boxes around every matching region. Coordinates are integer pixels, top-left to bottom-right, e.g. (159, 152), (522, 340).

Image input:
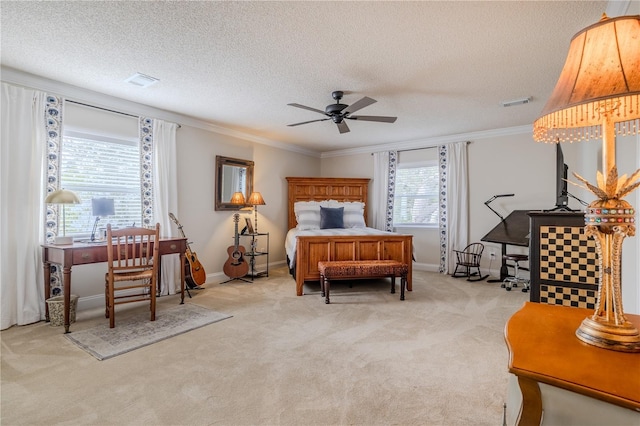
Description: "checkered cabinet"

(529, 212), (599, 309)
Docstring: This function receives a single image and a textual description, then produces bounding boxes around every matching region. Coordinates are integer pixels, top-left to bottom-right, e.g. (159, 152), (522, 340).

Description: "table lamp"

(247, 192), (266, 233)
(90, 198), (115, 241)
(45, 189), (80, 245)
(533, 14), (640, 352)
(229, 192), (245, 206)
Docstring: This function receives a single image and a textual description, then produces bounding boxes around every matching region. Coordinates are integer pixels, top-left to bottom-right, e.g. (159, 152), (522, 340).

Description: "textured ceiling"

(1, 1), (614, 153)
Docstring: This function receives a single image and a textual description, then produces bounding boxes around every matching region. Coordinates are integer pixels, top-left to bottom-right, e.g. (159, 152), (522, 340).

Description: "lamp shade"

(44, 189), (80, 204)
(229, 192), (246, 205)
(247, 192), (266, 206)
(44, 189), (79, 244)
(92, 198), (115, 216)
(533, 14), (640, 144)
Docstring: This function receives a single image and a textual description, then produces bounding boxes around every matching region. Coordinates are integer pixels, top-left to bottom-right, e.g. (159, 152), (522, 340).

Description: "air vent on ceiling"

(501, 97), (532, 107)
(124, 72), (159, 88)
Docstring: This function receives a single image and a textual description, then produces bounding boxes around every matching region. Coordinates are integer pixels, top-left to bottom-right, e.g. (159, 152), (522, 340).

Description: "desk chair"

(452, 243), (489, 281)
(105, 223), (160, 328)
(501, 254), (530, 292)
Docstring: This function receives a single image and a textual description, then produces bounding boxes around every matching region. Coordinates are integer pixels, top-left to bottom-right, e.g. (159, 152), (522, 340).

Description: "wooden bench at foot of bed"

(318, 260), (409, 304)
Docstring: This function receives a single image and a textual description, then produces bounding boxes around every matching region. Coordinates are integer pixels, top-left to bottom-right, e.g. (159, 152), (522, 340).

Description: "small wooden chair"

(452, 243), (488, 281)
(105, 223), (160, 328)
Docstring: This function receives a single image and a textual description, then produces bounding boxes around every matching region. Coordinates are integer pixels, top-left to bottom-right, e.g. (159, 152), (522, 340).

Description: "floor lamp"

(533, 14), (640, 352)
(45, 189), (80, 245)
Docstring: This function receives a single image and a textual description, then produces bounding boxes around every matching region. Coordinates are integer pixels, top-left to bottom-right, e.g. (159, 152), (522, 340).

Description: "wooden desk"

(505, 302), (640, 425)
(42, 237), (187, 333)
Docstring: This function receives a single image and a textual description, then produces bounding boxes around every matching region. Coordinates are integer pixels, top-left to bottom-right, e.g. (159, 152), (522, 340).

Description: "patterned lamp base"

(576, 198), (640, 353)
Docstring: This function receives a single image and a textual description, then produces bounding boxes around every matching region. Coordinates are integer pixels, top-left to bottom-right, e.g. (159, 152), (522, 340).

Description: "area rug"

(65, 303), (232, 360)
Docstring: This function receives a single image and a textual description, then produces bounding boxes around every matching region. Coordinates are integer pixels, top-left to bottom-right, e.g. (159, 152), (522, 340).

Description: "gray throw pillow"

(320, 206), (344, 229)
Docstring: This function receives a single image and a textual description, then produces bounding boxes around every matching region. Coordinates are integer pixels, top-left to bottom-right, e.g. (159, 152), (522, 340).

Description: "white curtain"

(439, 141), (469, 274)
(151, 119), (181, 295)
(372, 151), (397, 231)
(1, 83), (47, 329)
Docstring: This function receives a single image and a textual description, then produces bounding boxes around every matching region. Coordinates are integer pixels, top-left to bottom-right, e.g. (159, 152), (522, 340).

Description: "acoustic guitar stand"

(183, 261), (205, 299)
(219, 275), (251, 284)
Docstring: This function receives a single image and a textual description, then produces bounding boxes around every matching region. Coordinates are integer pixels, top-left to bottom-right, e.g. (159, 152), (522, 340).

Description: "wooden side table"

(505, 302), (640, 425)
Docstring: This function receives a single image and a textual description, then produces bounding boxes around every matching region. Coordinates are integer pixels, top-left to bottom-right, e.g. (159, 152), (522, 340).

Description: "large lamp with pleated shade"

(533, 14), (640, 352)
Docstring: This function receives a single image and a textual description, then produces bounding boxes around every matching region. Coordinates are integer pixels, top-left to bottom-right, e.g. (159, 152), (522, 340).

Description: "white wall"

(172, 125), (320, 283)
(321, 130), (640, 314)
(320, 150), (442, 271)
(4, 68), (639, 315)
(55, 121), (320, 310)
(72, 122), (319, 308)
(2, 76), (321, 309)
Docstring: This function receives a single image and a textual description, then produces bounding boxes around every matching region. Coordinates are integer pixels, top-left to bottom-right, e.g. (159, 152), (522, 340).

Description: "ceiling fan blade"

(287, 103), (327, 115)
(343, 96), (376, 114)
(348, 115), (397, 123)
(336, 120), (350, 134)
(287, 118), (331, 127)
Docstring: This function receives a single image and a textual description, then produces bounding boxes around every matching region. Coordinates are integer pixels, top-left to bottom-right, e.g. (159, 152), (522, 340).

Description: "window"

(393, 160), (439, 226)
(60, 131), (142, 238)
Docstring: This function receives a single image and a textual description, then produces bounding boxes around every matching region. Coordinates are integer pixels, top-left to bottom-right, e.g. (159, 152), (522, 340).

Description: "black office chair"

(452, 243), (489, 281)
(501, 254), (530, 292)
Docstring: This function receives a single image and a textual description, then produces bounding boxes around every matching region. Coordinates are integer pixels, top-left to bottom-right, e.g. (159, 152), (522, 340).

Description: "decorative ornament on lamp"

(45, 189), (80, 245)
(247, 192), (266, 233)
(533, 14), (640, 352)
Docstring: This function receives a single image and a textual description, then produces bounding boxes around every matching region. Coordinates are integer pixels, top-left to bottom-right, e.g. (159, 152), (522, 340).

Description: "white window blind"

(60, 132), (142, 237)
(393, 161), (439, 226)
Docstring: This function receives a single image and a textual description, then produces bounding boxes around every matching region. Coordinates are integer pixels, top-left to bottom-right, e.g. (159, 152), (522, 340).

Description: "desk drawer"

(159, 241), (183, 256)
(73, 249), (108, 265)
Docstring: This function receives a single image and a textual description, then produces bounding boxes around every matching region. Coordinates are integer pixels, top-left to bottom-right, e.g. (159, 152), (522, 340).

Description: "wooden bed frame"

(286, 177), (413, 296)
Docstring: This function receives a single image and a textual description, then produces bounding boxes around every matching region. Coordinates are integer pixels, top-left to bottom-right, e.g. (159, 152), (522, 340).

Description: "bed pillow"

(320, 199), (341, 207)
(321, 201), (365, 228)
(294, 201), (321, 230)
(320, 206), (344, 229)
(341, 202), (366, 228)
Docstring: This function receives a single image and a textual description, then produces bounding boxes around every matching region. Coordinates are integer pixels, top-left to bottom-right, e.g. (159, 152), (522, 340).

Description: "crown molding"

(320, 124), (533, 158)
(1, 67), (319, 158)
(2, 66), (537, 160)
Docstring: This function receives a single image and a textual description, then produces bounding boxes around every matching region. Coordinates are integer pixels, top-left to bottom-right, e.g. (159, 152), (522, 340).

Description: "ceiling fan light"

(325, 103), (348, 114)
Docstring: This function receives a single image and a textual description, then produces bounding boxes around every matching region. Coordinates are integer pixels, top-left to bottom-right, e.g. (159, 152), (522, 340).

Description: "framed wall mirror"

(215, 155), (254, 211)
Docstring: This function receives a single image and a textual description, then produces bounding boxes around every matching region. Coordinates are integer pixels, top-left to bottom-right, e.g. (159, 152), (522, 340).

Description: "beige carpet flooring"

(1, 266), (528, 425)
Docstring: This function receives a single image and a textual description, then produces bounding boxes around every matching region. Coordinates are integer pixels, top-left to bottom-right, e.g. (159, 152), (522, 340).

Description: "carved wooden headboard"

(286, 177), (371, 230)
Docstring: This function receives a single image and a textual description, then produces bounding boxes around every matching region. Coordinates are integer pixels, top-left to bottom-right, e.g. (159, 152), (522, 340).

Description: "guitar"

(223, 213), (249, 279)
(168, 213), (207, 288)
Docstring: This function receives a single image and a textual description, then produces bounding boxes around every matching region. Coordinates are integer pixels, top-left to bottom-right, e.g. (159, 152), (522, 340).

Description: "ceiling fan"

(287, 91), (397, 134)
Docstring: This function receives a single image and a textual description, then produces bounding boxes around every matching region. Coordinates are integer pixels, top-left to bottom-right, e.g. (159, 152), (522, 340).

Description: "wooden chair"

(452, 242), (488, 282)
(105, 223), (160, 328)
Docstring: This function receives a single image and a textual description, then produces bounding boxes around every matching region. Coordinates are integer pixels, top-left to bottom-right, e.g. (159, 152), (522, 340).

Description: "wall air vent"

(501, 97), (532, 107)
(124, 73), (159, 88)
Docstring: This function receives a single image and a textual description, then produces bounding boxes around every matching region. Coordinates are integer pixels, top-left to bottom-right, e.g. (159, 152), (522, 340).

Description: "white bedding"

(285, 227), (405, 269)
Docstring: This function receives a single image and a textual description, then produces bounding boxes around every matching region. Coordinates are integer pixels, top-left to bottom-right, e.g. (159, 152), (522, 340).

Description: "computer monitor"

(555, 144), (569, 209)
